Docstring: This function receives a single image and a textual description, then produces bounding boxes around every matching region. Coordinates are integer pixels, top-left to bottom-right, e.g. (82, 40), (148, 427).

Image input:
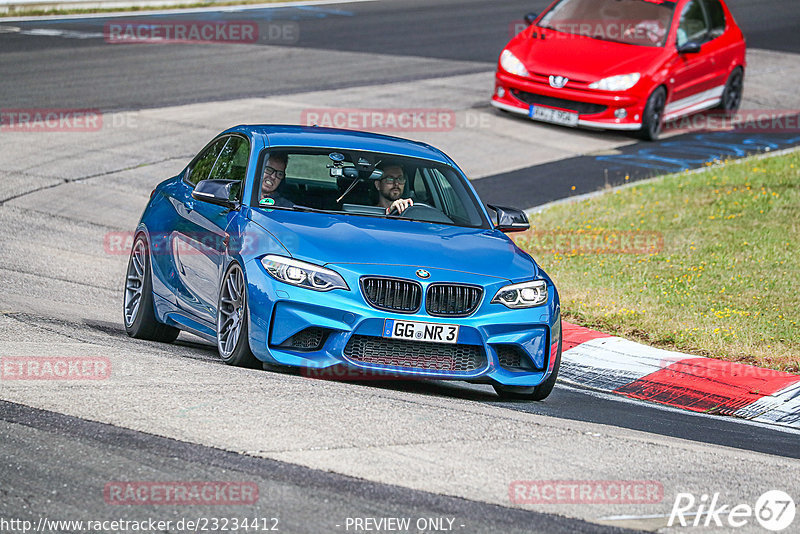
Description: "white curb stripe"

(560, 336), (693, 391)
(561, 332), (800, 429)
(734, 382), (800, 428)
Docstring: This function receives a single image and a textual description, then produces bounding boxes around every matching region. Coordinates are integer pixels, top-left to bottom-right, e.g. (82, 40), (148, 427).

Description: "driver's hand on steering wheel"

(387, 198), (414, 214)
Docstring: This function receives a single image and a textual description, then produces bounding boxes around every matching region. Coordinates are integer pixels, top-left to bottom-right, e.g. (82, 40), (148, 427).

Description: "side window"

(186, 138), (227, 187)
(424, 168), (470, 223)
(208, 136), (250, 200)
(703, 0), (726, 38)
(411, 169), (430, 203)
(676, 0), (709, 46)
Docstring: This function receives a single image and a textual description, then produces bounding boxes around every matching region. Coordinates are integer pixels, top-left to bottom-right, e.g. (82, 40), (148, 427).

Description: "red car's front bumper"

(492, 70), (646, 131)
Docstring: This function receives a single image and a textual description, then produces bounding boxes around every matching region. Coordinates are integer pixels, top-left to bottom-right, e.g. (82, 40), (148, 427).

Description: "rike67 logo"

(669, 490), (795, 531)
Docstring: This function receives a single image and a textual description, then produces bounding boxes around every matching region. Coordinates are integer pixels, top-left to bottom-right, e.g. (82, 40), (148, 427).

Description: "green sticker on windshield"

(260, 197), (275, 206)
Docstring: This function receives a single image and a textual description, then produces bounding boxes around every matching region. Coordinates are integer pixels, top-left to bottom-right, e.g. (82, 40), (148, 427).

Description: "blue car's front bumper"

(245, 259), (561, 387)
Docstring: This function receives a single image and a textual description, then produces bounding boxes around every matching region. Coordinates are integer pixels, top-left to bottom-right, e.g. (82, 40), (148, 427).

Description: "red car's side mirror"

(677, 41), (702, 54)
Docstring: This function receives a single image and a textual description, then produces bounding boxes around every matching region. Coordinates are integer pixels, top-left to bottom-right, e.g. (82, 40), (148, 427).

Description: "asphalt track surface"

(1, 1), (800, 532)
(1, 401), (630, 534)
(1, 0), (799, 110)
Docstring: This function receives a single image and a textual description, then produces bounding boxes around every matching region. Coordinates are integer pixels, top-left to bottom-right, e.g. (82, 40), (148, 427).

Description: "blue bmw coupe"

(124, 125), (561, 400)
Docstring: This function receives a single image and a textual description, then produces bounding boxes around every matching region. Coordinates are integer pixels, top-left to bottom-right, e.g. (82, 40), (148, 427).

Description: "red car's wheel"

(638, 86), (667, 141)
(717, 67), (744, 115)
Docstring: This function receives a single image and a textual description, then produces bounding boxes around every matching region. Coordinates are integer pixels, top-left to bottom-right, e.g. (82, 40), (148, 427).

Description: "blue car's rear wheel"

(216, 262), (259, 368)
(123, 235), (180, 342)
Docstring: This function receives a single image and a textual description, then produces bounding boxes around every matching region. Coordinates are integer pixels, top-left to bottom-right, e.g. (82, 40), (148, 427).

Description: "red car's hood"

(513, 31), (664, 80)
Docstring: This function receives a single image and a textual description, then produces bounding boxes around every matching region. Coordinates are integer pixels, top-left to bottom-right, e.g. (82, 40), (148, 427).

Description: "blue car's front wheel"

(493, 338), (561, 401)
(216, 263), (259, 368)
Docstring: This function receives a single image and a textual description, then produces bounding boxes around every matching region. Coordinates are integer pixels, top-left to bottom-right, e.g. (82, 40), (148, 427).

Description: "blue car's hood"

(249, 209), (538, 282)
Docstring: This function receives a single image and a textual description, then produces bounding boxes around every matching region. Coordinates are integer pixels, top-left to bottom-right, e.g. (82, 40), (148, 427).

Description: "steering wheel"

(389, 203), (454, 224)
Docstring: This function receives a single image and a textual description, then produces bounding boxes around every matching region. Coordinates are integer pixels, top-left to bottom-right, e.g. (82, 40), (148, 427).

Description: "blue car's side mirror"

(192, 179), (240, 210)
(488, 204), (530, 233)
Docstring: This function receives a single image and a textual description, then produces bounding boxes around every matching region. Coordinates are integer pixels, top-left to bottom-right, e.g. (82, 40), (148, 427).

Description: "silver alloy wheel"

(218, 264), (245, 358)
(123, 239), (146, 327)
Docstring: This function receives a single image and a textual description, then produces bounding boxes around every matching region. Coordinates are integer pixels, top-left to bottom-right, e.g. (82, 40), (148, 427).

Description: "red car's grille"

(510, 89), (607, 115)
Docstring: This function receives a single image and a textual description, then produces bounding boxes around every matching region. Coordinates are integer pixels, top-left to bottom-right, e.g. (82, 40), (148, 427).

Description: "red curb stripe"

(613, 357), (800, 414)
(562, 322), (612, 351)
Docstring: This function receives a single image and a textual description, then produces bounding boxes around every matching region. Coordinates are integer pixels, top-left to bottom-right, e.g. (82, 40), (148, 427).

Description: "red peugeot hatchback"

(491, 0), (746, 140)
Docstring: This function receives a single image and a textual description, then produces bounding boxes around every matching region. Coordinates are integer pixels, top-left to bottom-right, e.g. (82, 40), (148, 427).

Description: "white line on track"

(0, 0), (377, 22)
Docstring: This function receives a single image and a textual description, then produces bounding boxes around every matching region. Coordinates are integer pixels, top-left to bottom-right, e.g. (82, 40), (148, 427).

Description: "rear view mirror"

(330, 166), (383, 180)
(488, 204), (530, 233)
(524, 12), (538, 26)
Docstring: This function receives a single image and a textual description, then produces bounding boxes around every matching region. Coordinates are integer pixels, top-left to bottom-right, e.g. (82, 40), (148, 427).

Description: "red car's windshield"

(539, 0), (676, 47)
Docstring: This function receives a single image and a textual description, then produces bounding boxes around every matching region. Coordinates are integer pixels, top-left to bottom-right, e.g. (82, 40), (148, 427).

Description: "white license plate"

(382, 319), (459, 344)
(529, 105), (579, 127)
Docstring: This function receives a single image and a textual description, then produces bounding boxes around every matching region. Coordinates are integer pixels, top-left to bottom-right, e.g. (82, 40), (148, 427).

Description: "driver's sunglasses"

(381, 176), (406, 185)
(263, 166), (286, 180)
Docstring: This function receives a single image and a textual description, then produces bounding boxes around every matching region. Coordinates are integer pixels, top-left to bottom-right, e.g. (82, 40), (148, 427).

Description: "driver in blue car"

(374, 162), (414, 214)
(260, 153), (293, 208)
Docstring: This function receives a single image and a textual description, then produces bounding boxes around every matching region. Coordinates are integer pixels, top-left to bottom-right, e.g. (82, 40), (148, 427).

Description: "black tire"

(638, 86), (667, 141)
(216, 262), (259, 368)
(123, 235), (180, 343)
(716, 67), (744, 115)
(493, 333), (562, 401)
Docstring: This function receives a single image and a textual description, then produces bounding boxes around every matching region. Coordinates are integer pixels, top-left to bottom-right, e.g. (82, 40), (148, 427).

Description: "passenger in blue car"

(259, 153), (293, 207)
(374, 162), (414, 215)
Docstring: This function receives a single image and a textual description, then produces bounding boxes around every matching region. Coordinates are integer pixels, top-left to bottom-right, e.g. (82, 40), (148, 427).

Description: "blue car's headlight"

(491, 280), (548, 309)
(261, 255), (349, 292)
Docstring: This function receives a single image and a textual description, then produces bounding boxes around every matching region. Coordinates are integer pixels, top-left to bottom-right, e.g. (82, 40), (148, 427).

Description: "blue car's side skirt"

(154, 293), (217, 343)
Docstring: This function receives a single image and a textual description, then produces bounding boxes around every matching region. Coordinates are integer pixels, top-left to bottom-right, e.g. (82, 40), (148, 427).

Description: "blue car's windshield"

(539, 0), (676, 47)
(252, 149), (488, 229)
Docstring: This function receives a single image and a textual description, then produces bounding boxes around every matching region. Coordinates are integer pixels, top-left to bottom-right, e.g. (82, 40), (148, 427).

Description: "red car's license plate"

(529, 105), (579, 127)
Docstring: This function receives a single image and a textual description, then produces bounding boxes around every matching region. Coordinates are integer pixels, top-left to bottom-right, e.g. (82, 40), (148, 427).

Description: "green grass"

(515, 150), (800, 374)
(1, 0), (285, 18)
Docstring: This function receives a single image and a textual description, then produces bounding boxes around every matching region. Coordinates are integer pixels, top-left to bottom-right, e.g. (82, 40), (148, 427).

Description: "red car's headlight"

(499, 50), (530, 77)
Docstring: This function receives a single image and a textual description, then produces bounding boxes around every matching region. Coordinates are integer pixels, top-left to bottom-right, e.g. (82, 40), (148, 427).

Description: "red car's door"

(666, 0), (722, 114)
